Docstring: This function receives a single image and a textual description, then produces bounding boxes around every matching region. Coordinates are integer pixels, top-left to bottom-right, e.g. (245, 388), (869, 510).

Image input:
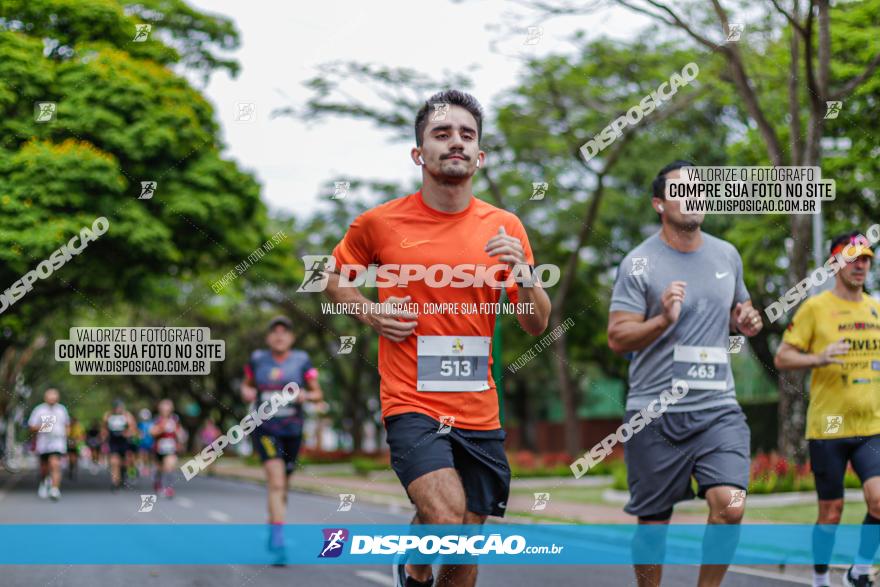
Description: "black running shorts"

(385, 412), (511, 518)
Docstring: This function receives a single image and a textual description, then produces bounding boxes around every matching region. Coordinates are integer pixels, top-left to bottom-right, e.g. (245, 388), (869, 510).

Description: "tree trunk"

(777, 369), (808, 463)
(779, 214), (813, 461)
(552, 333), (580, 456)
(546, 171), (607, 456)
(347, 389), (362, 452)
(514, 376), (535, 451)
(776, 0), (828, 463)
(348, 355), (364, 453)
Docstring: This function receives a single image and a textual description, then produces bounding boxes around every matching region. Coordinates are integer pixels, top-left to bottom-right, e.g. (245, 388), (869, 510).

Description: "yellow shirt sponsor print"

(783, 291), (880, 439)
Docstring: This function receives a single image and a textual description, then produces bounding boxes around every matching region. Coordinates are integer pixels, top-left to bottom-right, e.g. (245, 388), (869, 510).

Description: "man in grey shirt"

(607, 160), (763, 587)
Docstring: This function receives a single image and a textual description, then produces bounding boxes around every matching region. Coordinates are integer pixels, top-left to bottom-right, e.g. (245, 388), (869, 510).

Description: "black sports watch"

(514, 264), (537, 288)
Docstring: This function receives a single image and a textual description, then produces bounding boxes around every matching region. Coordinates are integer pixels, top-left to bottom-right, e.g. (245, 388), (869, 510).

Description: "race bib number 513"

(417, 336), (490, 392)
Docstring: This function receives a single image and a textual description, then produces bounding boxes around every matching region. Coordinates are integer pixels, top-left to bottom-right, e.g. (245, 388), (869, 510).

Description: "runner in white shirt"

(27, 388), (70, 501)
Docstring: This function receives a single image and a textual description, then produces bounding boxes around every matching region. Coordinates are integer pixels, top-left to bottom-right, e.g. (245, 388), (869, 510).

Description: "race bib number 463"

(672, 345), (728, 391)
(417, 336), (490, 392)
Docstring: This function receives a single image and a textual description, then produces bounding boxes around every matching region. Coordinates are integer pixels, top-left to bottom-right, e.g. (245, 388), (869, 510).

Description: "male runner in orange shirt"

(325, 90), (550, 587)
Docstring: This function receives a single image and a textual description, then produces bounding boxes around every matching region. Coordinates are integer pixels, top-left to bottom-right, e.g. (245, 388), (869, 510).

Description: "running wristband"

(514, 264), (537, 288)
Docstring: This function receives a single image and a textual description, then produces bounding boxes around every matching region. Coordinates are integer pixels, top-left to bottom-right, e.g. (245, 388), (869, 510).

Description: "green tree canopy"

(0, 0), (267, 417)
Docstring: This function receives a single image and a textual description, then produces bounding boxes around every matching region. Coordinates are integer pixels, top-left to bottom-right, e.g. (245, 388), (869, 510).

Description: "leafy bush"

(507, 450), (622, 478)
(351, 456), (392, 476)
(611, 460), (628, 490)
(299, 449), (354, 464)
(609, 451), (862, 494)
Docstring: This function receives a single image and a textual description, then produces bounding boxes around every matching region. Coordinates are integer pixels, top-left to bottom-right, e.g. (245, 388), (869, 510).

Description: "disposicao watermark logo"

(38, 415), (56, 432)
(570, 381), (689, 478)
(337, 336), (356, 355)
(765, 224), (880, 323)
(508, 317), (574, 374)
(728, 336), (745, 354)
(337, 494), (355, 512)
(580, 62), (699, 164)
(139, 181), (157, 200)
(532, 493), (550, 511)
(437, 415), (455, 434)
(133, 24), (152, 42)
(180, 383), (300, 480)
(332, 181), (350, 200)
(35, 102), (56, 122)
(524, 26), (543, 45)
(341, 532), (563, 556)
(138, 494), (157, 513)
(824, 101), (842, 119)
(297, 256), (560, 291)
(1, 217), (109, 314)
(319, 528), (349, 558)
(630, 257), (648, 276)
(725, 23), (744, 42)
(530, 182), (548, 200)
(727, 489), (746, 508)
(825, 415), (844, 435)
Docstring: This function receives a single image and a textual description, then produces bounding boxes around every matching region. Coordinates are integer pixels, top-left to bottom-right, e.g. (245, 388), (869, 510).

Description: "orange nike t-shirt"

(331, 190), (535, 430)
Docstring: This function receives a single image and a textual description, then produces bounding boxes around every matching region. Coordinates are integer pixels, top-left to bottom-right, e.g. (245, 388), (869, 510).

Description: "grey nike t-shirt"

(610, 232), (750, 412)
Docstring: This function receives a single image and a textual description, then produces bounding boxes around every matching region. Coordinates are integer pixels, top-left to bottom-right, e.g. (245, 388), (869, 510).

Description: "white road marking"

(728, 566), (812, 584)
(354, 570), (392, 585)
(208, 509), (230, 522)
(176, 496), (193, 508)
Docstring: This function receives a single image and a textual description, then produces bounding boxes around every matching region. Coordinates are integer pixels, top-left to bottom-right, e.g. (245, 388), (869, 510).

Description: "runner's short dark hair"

(652, 160), (696, 200)
(414, 90), (483, 147)
(829, 231), (863, 257)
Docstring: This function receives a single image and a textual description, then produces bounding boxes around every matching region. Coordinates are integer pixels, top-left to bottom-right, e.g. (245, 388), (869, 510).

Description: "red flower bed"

(748, 451), (858, 494)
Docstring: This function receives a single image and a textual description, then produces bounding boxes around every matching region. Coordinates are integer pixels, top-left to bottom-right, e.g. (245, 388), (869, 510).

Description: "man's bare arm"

(607, 311), (672, 354)
(774, 340), (849, 370)
(324, 271), (376, 326)
(324, 271), (418, 342)
(607, 281), (685, 354)
(514, 282), (550, 336)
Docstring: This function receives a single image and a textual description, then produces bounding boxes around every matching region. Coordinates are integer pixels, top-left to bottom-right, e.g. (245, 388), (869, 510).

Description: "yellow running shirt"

(783, 290), (880, 439)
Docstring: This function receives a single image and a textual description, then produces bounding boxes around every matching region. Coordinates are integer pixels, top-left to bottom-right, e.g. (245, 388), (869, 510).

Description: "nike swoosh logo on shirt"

(400, 238), (430, 248)
(715, 272), (729, 279)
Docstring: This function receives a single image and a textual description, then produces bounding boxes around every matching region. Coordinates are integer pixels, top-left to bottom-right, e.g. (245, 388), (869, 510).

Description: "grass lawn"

(510, 486), (609, 505)
(511, 484), (871, 525)
(315, 469), (396, 479)
(745, 502), (867, 524)
(277, 460), (874, 525)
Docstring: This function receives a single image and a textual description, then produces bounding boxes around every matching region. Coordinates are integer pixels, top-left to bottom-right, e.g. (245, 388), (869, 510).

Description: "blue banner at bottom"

(2, 524), (880, 565)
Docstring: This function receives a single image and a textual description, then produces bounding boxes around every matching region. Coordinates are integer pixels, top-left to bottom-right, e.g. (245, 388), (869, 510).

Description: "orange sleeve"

(332, 212), (378, 279)
(503, 217), (536, 304)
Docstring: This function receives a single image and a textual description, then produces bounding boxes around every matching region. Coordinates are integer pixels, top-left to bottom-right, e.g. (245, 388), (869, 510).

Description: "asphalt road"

(0, 465), (813, 586)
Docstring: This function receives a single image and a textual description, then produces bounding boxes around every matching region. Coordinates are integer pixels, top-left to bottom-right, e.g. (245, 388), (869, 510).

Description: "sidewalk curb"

(210, 466), (414, 508)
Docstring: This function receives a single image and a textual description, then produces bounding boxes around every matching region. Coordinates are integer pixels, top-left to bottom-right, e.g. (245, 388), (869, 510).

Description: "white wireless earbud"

(418, 155), (425, 165)
(476, 159), (481, 168)
(658, 204), (665, 213)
